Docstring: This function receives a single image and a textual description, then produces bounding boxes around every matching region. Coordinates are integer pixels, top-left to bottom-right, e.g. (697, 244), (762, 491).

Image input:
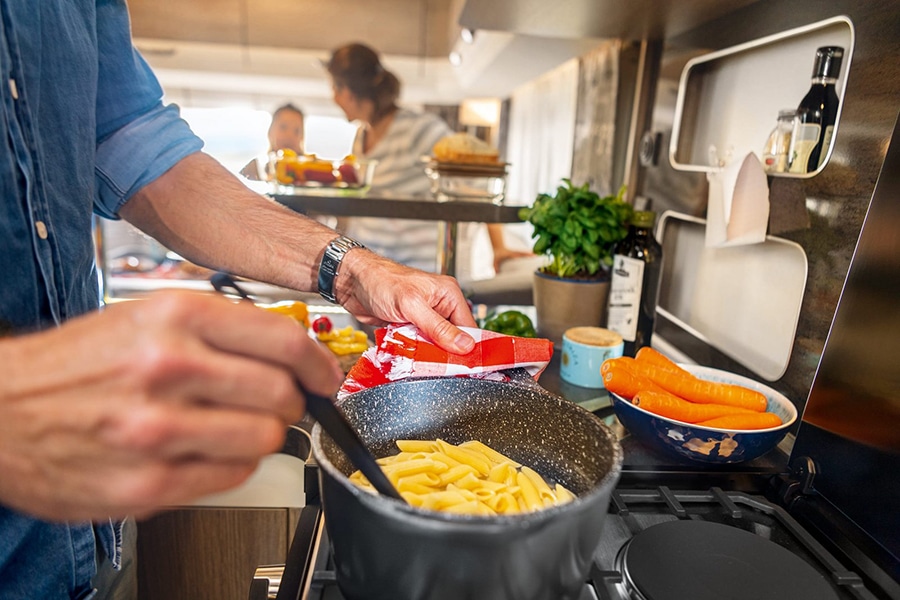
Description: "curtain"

(506, 58), (580, 209)
(498, 58), (581, 255)
(571, 41), (621, 195)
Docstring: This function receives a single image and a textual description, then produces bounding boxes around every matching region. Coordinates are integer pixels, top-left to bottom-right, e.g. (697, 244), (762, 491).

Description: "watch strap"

(317, 235), (364, 303)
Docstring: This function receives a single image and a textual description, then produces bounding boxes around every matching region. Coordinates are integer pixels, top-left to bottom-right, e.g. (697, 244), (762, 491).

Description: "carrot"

(623, 361), (768, 413)
(602, 362), (670, 400)
(635, 347), (694, 378)
(632, 391), (757, 424)
(600, 355), (636, 376)
(696, 412), (783, 430)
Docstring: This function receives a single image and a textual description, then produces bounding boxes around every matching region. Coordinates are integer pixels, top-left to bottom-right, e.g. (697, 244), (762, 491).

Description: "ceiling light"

(460, 28), (475, 44)
(449, 51), (462, 67)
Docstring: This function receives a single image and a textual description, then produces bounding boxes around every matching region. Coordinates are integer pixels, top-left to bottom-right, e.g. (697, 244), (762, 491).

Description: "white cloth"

(705, 152), (770, 248)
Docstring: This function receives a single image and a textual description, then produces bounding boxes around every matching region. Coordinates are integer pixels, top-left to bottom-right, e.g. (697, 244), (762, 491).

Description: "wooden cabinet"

(137, 507), (301, 600)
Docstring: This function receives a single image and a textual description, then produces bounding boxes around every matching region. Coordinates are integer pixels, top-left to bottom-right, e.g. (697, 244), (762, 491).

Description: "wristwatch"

(317, 235), (364, 303)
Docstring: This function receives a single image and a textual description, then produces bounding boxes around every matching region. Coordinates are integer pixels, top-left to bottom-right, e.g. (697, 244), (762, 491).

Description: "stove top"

(280, 486), (884, 600)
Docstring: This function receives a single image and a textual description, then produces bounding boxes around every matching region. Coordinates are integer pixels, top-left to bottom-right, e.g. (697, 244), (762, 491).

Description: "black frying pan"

(312, 371), (623, 600)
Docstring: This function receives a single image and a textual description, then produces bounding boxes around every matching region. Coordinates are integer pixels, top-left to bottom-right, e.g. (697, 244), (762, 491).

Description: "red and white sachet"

(338, 323), (554, 399)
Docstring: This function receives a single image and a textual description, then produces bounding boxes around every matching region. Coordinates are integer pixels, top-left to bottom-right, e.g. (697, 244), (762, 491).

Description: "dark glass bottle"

(605, 211), (663, 357)
(790, 46), (843, 173)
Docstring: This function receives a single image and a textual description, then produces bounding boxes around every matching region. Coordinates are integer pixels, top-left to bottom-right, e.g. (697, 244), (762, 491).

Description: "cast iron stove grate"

(289, 486), (881, 600)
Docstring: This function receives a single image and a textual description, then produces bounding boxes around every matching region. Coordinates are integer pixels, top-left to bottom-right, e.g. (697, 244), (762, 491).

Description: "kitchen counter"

(107, 281), (790, 493)
(271, 192), (524, 222)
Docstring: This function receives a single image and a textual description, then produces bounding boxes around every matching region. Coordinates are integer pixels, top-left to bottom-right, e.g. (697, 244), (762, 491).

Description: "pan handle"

(280, 421), (313, 461)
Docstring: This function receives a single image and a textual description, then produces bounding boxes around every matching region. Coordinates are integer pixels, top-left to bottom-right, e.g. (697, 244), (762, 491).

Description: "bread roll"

(432, 133), (499, 164)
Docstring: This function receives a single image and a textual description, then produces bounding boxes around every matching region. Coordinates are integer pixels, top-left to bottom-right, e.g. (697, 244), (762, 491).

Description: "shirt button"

(35, 221), (48, 239)
(8, 78), (18, 100)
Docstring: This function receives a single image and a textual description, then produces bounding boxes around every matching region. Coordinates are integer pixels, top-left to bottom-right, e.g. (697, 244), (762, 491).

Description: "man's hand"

(335, 250), (477, 354)
(0, 291), (342, 522)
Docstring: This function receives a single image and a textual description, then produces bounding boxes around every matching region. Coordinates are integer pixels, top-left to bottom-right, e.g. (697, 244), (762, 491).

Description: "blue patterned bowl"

(609, 364), (797, 464)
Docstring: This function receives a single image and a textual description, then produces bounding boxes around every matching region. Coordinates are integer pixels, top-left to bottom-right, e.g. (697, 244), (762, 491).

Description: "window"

(178, 106), (359, 174)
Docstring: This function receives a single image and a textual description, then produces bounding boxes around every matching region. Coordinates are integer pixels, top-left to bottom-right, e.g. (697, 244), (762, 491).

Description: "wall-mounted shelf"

(655, 212), (808, 381)
(669, 16), (854, 177)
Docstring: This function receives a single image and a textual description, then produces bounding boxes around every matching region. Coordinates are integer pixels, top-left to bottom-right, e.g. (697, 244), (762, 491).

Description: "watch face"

(318, 236), (362, 303)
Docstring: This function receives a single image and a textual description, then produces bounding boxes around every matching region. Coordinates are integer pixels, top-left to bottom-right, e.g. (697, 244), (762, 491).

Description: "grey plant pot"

(532, 270), (611, 347)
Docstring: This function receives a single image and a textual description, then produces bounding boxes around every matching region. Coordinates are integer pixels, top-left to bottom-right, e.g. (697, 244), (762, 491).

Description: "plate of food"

(269, 151), (377, 196)
(424, 133), (508, 203)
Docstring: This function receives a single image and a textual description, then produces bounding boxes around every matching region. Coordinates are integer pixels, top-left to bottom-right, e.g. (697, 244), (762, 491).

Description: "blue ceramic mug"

(560, 327), (624, 388)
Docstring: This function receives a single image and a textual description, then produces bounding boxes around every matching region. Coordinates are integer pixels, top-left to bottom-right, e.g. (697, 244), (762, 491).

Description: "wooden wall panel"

(137, 507), (301, 600)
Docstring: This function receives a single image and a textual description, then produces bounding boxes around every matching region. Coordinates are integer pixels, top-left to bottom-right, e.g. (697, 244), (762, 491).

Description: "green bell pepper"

(483, 310), (537, 338)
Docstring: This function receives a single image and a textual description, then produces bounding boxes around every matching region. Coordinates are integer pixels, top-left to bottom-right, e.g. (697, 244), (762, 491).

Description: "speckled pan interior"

(319, 376), (618, 495)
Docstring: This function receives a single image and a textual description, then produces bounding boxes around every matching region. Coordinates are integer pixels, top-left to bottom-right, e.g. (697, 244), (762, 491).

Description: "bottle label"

(606, 255), (644, 342)
(817, 125), (835, 168)
(789, 123), (821, 173)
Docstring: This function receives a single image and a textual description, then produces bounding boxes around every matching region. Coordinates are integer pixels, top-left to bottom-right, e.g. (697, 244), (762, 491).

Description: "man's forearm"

(120, 152), (340, 293)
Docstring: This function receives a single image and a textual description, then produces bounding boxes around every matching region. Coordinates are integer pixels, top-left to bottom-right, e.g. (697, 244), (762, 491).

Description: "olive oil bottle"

(605, 211), (663, 357)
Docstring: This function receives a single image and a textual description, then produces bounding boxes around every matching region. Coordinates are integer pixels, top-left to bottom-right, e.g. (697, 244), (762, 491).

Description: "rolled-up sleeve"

(94, 103), (203, 218)
(92, 0), (203, 218)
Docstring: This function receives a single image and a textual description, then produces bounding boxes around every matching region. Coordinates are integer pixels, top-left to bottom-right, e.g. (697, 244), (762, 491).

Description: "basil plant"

(518, 179), (633, 279)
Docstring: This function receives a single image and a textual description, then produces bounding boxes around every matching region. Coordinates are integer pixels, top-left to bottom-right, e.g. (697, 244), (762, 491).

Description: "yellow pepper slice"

(263, 301), (310, 328)
(318, 326), (369, 355)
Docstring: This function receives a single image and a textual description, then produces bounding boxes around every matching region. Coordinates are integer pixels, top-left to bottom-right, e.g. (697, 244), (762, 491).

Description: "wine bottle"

(789, 46), (843, 173)
(605, 211), (663, 357)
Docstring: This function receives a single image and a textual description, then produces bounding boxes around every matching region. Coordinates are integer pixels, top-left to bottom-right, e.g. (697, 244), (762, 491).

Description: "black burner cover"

(617, 520), (840, 600)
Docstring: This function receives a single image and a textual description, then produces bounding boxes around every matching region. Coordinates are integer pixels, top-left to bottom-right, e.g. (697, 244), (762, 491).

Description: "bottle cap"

(632, 211), (656, 228)
(812, 46), (844, 79)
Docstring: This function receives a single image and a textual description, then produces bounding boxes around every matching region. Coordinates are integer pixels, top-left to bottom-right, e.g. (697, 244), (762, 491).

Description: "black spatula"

(210, 272), (404, 501)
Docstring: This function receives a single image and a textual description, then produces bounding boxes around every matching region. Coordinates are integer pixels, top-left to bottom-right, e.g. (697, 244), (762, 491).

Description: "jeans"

(91, 518), (137, 600)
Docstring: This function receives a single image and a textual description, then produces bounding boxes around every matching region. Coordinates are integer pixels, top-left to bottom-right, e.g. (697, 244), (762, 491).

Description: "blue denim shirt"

(0, 0), (202, 597)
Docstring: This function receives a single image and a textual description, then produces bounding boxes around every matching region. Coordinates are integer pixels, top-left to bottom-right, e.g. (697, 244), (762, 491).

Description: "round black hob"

(615, 520), (840, 600)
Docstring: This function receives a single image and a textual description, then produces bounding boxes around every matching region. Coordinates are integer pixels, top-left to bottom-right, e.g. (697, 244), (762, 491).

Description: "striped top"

(342, 108), (453, 273)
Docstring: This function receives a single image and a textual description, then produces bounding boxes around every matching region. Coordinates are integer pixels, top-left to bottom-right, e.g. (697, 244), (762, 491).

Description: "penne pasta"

(396, 472), (442, 489)
(488, 462), (514, 484)
(516, 470), (544, 512)
(397, 480), (442, 495)
(430, 451), (462, 469)
(520, 466), (557, 506)
(421, 490), (471, 511)
(348, 439), (576, 516)
(455, 474), (506, 494)
(382, 451), (430, 463)
(380, 458), (447, 480)
(396, 440), (439, 453)
(436, 440), (492, 476)
(554, 484), (576, 505)
(445, 500), (496, 516)
(401, 492), (426, 507)
(459, 440), (522, 467)
(438, 464), (479, 486)
(486, 492), (519, 514)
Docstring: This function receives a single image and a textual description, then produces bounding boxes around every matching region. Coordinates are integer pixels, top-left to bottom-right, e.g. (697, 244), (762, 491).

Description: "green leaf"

(520, 178), (631, 278)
